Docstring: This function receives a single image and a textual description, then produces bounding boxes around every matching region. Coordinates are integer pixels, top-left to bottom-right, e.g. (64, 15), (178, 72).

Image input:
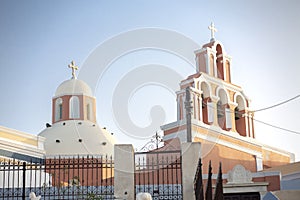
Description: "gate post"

(181, 142), (201, 200)
(114, 144), (135, 200)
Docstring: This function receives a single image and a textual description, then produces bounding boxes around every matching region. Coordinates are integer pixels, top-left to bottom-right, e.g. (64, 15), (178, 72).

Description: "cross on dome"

(208, 22), (217, 42)
(68, 60), (78, 79)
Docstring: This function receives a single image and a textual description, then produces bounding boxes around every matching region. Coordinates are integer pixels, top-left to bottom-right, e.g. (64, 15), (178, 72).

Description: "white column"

(225, 108), (232, 129)
(114, 144), (135, 200)
(198, 94), (203, 122)
(181, 142), (202, 200)
(196, 54), (199, 72)
(228, 102), (238, 132)
(255, 155), (263, 171)
(248, 112), (254, 138)
(210, 96), (220, 126)
(244, 112), (249, 137)
(207, 101), (214, 123)
(204, 53), (209, 74)
(213, 55), (218, 78)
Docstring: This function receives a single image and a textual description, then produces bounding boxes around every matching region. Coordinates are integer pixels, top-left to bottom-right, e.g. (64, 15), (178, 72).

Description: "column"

(213, 55), (218, 78)
(210, 96), (220, 126)
(114, 144), (135, 200)
(244, 111), (249, 137)
(198, 93), (203, 122)
(204, 53), (209, 74)
(228, 102), (238, 132)
(181, 142), (202, 200)
(248, 112), (253, 138)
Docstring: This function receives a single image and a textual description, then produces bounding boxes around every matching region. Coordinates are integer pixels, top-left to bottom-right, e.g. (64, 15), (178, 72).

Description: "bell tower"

(163, 22), (254, 142)
(161, 23), (293, 175)
(52, 61), (97, 124)
(195, 22), (232, 83)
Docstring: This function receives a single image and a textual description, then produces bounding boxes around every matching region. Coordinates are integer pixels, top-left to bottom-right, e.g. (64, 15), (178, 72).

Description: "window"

(87, 104), (90, 120)
(69, 96), (80, 119)
(55, 98), (63, 122)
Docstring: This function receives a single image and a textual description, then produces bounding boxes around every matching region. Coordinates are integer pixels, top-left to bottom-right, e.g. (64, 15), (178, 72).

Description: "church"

(0, 24), (298, 199)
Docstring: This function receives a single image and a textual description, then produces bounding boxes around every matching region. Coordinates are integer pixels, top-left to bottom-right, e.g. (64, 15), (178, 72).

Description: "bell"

(235, 108), (241, 120)
(217, 101), (224, 118)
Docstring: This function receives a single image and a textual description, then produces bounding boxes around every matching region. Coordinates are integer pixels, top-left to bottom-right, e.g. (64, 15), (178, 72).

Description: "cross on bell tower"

(208, 22), (217, 42)
(68, 60), (78, 79)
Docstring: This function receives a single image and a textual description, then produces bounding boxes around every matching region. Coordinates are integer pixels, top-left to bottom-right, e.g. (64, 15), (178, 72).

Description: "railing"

(134, 150), (182, 200)
(0, 155), (114, 200)
(194, 158), (204, 200)
(194, 159), (224, 200)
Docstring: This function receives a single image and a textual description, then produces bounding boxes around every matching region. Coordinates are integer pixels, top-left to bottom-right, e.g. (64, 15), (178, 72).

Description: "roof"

(263, 161), (300, 176)
(39, 120), (117, 156)
(55, 78), (93, 97)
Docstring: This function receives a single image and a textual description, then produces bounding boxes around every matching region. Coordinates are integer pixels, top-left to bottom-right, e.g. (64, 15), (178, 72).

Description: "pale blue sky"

(1, 1), (300, 160)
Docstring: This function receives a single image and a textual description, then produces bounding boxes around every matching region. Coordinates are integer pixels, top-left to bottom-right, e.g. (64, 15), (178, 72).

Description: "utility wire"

(252, 94), (300, 113)
(252, 118), (300, 135)
(199, 99), (300, 135)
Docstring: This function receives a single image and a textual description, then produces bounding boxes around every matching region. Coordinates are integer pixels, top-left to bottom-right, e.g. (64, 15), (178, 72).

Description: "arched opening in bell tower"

(235, 95), (247, 137)
(217, 89), (228, 130)
(216, 44), (224, 80)
(200, 82), (211, 125)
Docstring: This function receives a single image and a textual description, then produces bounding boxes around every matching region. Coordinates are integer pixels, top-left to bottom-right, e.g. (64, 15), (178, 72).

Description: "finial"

(68, 60), (78, 79)
(208, 22), (217, 42)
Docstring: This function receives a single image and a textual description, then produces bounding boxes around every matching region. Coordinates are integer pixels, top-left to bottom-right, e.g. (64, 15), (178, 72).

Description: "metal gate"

(134, 150), (182, 199)
(0, 155), (114, 199)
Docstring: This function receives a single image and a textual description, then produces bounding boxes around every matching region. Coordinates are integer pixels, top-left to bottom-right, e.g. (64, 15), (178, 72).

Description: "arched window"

(55, 98), (63, 122)
(86, 104), (91, 120)
(69, 96), (80, 119)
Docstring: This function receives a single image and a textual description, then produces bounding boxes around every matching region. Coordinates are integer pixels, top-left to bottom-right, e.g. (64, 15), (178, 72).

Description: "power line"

(252, 94), (300, 113)
(253, 118), (300, 135)
(200, 99), (300, 135)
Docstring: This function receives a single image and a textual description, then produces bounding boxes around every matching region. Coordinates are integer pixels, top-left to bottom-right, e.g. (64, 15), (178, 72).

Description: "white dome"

(39, 120), (117, 156)
(55, 79), (93, 97)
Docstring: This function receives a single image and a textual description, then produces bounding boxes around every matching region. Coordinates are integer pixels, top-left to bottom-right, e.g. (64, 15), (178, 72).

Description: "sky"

(0, 1), (300, 160)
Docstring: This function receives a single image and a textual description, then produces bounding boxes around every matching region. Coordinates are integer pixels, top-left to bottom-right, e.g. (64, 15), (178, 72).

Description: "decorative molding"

(227, 165), (253, 184)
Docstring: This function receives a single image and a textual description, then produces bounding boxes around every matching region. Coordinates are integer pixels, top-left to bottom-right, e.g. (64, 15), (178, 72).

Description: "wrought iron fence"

(134, 150), (182, 200)
(0, 155), (114, 200)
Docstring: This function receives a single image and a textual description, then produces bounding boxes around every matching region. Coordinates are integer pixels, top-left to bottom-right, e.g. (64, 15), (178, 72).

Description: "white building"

(39, 61), (117, 156)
